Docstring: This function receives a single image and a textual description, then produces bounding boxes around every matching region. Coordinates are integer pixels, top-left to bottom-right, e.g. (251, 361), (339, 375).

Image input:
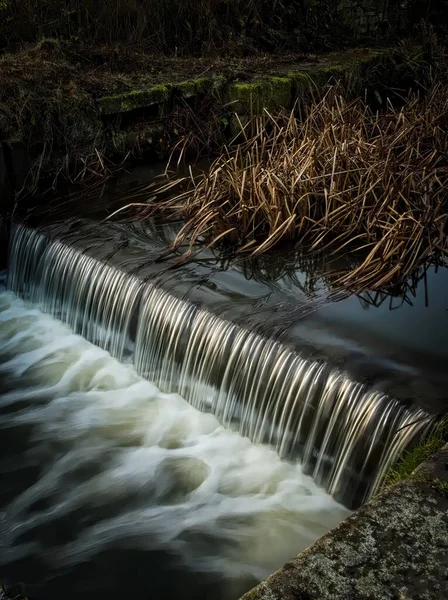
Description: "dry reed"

(121, 84), (448, 292)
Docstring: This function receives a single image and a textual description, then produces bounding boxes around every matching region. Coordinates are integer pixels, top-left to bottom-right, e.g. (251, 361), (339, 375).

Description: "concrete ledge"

(95, 49), (388, 118)
(0, 47), (412, 190)
(97, 83), (173, 115)
(240, 445), (448, 600)
(225, 77), (293, 113)
(174, 76), (223, 98)
(97, 76), (223, 115)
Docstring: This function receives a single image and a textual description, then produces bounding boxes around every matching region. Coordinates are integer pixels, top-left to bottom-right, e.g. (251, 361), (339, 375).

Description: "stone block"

(240, 445), (448, 600)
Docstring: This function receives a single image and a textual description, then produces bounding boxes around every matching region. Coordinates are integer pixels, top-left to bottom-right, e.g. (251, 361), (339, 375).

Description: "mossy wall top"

(0, 0), (434, 55)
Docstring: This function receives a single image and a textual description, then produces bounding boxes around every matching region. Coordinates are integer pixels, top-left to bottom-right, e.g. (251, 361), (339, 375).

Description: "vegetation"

(0, 0), (362, 55)
(0, 39), (420, 194)
(383, 417), (448, 488)
(118, 81), (448, 292)
(1, 1), (443, 57)
(0, 4), (447, 294)
(0, 579), (27, 600)
(0, 40), (111, 189)
(0, 40), (316, 190)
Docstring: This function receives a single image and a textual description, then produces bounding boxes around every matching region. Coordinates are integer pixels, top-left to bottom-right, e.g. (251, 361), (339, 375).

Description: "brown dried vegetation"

(119, 84), (448, 292)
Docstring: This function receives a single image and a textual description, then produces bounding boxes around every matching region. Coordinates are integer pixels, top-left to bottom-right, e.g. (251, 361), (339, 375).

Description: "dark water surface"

(2, 163), (447, 599)
(0, 283), (348, 600)
(28, 208), (448, 414)
(24, 162), (448, 406)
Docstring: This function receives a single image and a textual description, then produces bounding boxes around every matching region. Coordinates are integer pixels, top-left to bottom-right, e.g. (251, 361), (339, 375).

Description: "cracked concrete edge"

(240, 444), (448, 600)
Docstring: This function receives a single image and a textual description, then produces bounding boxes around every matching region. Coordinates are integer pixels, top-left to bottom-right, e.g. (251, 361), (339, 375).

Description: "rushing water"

(7, 223), (432, 509)
(2, 157), (447, 600)
(0, 283), (349, 600)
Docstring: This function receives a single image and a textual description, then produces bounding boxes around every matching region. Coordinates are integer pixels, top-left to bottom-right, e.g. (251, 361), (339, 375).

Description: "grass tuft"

(383, 417), (448, 488)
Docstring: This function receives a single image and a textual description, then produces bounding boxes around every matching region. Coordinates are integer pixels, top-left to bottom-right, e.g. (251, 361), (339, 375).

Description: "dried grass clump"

(131, 85), (448, 292)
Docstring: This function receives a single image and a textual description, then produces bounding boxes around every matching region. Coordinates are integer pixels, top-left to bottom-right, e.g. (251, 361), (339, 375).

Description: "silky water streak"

(7, 222), (431, 508)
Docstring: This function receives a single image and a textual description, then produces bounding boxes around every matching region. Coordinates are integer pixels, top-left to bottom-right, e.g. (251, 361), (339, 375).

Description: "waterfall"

(7, 222), (431, 508)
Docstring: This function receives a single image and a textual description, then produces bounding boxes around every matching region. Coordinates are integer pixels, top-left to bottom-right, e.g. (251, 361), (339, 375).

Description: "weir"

(7, 222), (433, 508)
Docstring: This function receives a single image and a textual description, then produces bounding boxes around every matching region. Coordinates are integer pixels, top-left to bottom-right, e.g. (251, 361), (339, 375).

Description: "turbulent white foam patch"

(0, 286), (349, 593)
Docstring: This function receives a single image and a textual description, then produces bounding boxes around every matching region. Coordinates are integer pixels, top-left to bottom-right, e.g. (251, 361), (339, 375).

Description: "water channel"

(1, 164), (447, 600)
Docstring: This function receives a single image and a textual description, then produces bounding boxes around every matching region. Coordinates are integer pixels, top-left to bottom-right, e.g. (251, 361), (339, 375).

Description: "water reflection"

(356, 262), (445, 311)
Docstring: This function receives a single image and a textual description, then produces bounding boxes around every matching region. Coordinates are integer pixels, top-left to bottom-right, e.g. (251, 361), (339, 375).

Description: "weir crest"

(7, 222), (431, 508)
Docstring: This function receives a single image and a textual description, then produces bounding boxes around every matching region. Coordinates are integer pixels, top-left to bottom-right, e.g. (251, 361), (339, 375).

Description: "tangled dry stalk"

(119, 84), (448, 292)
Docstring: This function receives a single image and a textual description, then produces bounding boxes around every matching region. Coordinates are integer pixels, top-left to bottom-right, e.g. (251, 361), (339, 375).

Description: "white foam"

(0, 288), (349, 583)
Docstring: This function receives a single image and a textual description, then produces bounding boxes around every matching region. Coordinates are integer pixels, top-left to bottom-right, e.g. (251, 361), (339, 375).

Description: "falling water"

(7, 222), (432, 508)
(0, 285), (349, 600)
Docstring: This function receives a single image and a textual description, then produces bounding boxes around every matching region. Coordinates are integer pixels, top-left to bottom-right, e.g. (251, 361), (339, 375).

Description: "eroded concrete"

(241, 445), (448, 600)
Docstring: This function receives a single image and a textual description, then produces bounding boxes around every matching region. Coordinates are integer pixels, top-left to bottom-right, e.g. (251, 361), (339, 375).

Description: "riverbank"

(2, 35), (447, 288)
(0, 39), (431, 197)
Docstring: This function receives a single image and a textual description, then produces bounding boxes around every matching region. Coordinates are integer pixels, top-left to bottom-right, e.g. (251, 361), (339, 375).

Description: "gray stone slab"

(240, 445), (448, 600)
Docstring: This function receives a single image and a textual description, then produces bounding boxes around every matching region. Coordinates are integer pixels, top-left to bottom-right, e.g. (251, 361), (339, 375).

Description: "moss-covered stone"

(174, 78), (213, 98)
(287, 71), (317, 101)
(96, 50), (389, 118)
(226, 77), (292, 114)
(97, 83), (173, 115)
(315, 50), (385, 85)
(287, 71), (313, 89)
(319, 64), (348, 76)
(315, 63), (350, 86)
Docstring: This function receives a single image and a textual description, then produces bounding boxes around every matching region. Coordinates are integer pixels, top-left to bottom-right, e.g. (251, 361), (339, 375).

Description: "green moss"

(227, 77), (293, 113)
(288, 71), (313, 89)
(316, 63), (348, 84)
(98, 76), (225, 114)
(383, 417), (448, 489)
(175, 76), (225, 97)
(315, 50), (385, 85)
(287, 71), (317, 100)
(174, 78), (213, 98)
(321, 64), (347, 75)
(226, 77), (292, 114)
(98, 83), (172, 115)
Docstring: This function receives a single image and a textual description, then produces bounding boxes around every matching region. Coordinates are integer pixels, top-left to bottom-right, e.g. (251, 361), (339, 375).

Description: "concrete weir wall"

(240, 445), (448, 600)
(97, 48), (388, 156)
